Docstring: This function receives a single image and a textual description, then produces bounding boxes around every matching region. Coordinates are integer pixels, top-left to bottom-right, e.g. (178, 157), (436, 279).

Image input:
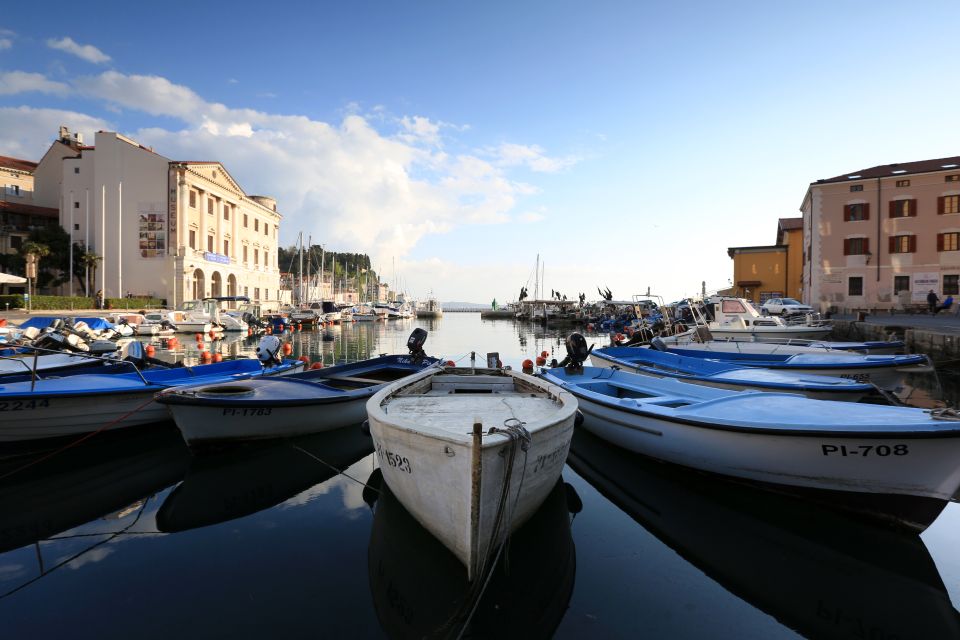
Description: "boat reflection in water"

(156, 425), (374, 532)
(567, 429), (960, 639)
(0, 426), (189, 555)
(366, 469), (579, 639)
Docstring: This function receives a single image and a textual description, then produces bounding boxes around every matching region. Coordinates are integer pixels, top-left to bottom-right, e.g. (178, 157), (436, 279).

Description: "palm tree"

(79, 251), (103, 297)
(19, 241), (50, 280)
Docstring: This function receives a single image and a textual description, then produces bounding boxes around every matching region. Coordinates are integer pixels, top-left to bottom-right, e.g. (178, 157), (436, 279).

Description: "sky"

(1, 1), (959, 303)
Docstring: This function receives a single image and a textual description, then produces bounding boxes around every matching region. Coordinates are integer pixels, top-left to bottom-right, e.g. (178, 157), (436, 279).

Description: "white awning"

(0, 272), (26, 284)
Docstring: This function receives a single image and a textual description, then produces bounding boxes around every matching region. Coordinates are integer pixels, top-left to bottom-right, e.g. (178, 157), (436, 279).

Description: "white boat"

(416, 297), (443, 318)
(366, 365), (577, 580)
(543, 364), (960, 530)
(693, 297), (832, 341)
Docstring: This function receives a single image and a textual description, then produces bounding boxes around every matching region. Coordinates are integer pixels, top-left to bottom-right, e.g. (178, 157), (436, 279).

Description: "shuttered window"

(889, 235), (916, 253)
(843, 238), (869, 255)
(939, 196), (960, 215)
(889, 199), (917, 218)
(938, 233), (960, 252)
(844, 203), (869, 221)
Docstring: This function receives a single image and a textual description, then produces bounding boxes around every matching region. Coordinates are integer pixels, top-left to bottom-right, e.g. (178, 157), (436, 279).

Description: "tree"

(79, 251), (103, 297)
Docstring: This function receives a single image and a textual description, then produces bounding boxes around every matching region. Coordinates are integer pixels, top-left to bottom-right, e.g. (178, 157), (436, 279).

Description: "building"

(801, 155), (960, 313)
(726, 218), (803, 304)
(36, 128), (282, 306)
(1, 155), (61, 292)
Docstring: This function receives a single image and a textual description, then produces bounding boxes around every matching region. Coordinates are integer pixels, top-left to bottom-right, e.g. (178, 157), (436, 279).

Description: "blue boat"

(157, 329), (439, 447)
(593, 340), (931, 392)
(0, 356), (304, 444)
(581, 344), (872, 401)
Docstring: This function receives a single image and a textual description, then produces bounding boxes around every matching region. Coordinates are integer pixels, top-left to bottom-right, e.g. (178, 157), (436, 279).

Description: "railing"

(0, 344), (149, 391)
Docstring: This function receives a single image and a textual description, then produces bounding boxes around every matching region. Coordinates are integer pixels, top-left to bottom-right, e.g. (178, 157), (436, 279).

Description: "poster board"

(912, 272), (939, 302)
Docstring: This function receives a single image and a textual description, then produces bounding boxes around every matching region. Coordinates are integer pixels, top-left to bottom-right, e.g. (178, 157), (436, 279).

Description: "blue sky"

(2, 1), (959, 302)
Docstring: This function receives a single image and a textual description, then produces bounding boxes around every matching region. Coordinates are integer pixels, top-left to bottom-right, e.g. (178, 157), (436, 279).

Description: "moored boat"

(366, 363), (577, 580)
(542, 355), (960, 530)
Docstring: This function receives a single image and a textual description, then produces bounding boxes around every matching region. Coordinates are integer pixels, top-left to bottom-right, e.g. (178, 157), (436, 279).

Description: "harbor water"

(2, 313), (960, 638)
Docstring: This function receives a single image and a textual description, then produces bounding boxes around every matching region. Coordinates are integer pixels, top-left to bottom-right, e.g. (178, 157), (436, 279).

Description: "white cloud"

(0, 38), (12, 51)
(487, 142), (579, 173)
(0, 71), (69, 96)
(517, 208), (547, 223)
(0, 106), (110, 157)
(47, 36), (111, 63)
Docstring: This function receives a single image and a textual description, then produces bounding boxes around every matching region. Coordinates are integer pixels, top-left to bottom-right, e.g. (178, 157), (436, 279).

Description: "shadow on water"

(567, 429), (960, 640)
(366, 468), (579, 640)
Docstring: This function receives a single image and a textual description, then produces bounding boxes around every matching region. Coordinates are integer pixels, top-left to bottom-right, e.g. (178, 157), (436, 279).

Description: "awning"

(736, 280), (762, 287)
(0, 272), (26, 284)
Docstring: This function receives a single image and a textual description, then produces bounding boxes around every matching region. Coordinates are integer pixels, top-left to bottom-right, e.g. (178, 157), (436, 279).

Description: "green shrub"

(104, 297), (165, 310)
(0, 294), (24, 310)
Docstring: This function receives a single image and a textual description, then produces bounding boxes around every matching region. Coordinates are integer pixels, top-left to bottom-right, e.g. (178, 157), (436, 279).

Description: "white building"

(38, 128), (281, 307)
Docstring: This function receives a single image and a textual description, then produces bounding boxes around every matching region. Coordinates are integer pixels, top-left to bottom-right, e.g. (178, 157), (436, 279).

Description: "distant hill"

(441, 301), (490, 310)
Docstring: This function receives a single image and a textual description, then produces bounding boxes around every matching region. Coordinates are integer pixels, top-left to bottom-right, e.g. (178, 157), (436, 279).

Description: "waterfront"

(2, 314), (960, 638)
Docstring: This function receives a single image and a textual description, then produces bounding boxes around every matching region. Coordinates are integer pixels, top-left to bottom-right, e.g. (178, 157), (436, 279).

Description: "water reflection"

(367, 469), (578, 639)
(157, 426), (374, 532)
(567, 429), (960, 639)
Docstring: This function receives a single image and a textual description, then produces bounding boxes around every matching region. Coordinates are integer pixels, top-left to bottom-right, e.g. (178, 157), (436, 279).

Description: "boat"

(416, 296), (444, 319)
(710, 335), (906, 355)
(366, 362), (577, 580)
(366, 469), (578, 639)
(0, 339), (304, 443)
(156, 427), (373, 532)
(612, 336), (932, 393)
(157, 329), (439, 447)
(541, 338), (960, 530)
(586, 344), (874, 401)
(567, 429), (960, 638)
(693, 296), (833, 341)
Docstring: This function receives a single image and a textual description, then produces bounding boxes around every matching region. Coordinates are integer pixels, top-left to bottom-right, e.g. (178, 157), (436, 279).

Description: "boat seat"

(325, 374), (391, 385)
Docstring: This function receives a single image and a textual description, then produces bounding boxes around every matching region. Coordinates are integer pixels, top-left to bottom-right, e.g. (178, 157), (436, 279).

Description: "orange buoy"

(200, 351), (212, 362)
(541, 350), (549, 358)
(209, 330), (216, 339)
(168, 337), (179, 348)
(624, 326), (634, 336)
(445, 360), (456, 367)
(145, 345), (156, 357)
(297, 356), (310, 365)
(615, 333), (625, 342)
(279, 324), (285, 332)
(195, 333), (203, 341)
(282, 343), (293, 355)
(212, 353), (223, 363)
(522, 358), (534, 371)
(297, 323), (302, 331)
(310, 362), (324, 369)
(0, 318), (6, 327)
(247, 328), (253, 336)
(535, 356), (546, 366)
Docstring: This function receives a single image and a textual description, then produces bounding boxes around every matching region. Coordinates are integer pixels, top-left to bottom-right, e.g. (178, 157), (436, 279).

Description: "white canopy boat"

(366, 364), (577, 580)
(692, 296), (832, 341)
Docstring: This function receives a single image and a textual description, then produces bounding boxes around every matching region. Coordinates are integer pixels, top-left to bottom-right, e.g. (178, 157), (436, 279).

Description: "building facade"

(801, 156), (960, 313)
(727, 218), (803, 304)
(39, 129), (281, 306)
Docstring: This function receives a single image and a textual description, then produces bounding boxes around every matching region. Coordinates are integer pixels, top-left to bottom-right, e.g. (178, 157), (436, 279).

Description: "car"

(761, 297), (814, 316)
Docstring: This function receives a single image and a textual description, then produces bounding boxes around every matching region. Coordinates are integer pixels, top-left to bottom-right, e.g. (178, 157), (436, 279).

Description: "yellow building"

(727, 218), (803, 304)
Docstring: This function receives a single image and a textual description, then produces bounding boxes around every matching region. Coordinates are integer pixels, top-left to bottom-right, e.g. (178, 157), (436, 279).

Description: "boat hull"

(709, 326), (833, 341)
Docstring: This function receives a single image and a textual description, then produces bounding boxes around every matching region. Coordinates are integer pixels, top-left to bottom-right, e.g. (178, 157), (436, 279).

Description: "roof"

(0, 200), (59, 218)
(814, 155), (960, 185)
(0, 155), (38, 173)
(776, 217), (802, 244)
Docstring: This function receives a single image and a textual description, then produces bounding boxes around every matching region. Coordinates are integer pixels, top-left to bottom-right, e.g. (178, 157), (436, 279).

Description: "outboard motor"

(256, 335), (282, 367)
(122, 340), (147, 368)
(407, 328), (428, 362)
(650, 336), (668, 352)
(554, 332), (592, 370)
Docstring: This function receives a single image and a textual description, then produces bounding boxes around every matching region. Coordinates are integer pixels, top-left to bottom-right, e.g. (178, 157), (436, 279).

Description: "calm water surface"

(2, 314), (960, 639)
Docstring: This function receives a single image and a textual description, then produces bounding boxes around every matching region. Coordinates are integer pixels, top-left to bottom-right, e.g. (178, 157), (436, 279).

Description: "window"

(207, 235), (214, 252)
(254, 287), (260, 300)
(74, 201), (80, 208)
(74, 167), (80, 174)
(264, 223), (268, 236)
(5, 185), (20, 196)
(938, 232), (960, 252)
(889, 235), (915, 253)
(73, 223), (79, 231)
(254, 249), (259, 266)
(254, 219), (259, 232)
(889, 199), (917, 218)
(844, 203), (869, 221)
(894, 275), (910, 294)
(189, 229), (196, 249)
(265, 289), (269, 300)
(848, 277), (863, 296)
(223, 240), (229, 255)
(896, 179), (910, 188)
(208, 199), (214, 215)
(945, 275), (959, 295)
(223, 204), (230, 220)
(850, 184), (863, 192)
(843, 237), (870, 255)
(244, 286), (249, 296)
(243, 214), (248, 227)
(189, 191), (197, 208)
(720, 300), (746, 313)
(947, 175), (960, 183)
(10, 235), (22, 250)
(243, 245), (248, 262)
(939, 196), (960, 215)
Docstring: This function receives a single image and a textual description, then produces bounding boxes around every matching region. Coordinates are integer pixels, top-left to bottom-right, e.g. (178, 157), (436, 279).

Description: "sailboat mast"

(535, 253), (539, 301)
(297, 232), (303, 305)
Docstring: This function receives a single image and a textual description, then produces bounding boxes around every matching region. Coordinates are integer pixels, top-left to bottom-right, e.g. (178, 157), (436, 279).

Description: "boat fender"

(360, 419), (371, 437)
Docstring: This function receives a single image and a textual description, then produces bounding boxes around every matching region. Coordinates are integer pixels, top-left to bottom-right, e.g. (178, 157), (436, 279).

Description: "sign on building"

(912, 272), (940, 302)
(138, 202), (166, 258)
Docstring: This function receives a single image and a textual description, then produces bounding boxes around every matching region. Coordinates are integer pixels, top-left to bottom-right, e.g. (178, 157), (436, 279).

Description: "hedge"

(0, 295), (164, 311)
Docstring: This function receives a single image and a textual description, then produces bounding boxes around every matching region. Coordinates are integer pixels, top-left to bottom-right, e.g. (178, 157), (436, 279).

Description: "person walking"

(927, 289), (939, 314)
(95, 289), (104, 310)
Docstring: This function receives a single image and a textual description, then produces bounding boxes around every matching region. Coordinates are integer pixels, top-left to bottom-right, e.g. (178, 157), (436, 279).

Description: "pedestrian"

(927, 289), (939, 314)
(95, 289), (104, 310)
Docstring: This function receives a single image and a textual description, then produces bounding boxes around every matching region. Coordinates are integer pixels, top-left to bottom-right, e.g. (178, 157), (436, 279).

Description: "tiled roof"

(814, 155), (960, 184)
(0, 155), (38, 173)
(0, 200), (59, 217)
(778, 217), (802, 231)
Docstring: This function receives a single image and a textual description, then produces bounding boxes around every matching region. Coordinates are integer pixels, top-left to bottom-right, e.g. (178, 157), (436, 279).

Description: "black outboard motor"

(554, 332), (592, 370)
(407, 328), (428, 362)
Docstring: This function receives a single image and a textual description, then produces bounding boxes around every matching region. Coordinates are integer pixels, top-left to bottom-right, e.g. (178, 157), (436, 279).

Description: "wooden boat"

(366, 469), (577, 638)
(567, 429), (960, 638)
(586, 345), (873, 401)
(366, 364), (577, 580)
(542, 362), (960, 530)
(0, 356), (304, 443)
(157, 330), (438, 447)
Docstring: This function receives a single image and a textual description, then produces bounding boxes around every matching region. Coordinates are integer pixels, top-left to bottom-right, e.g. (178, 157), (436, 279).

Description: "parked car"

(761, 297), (814, 316)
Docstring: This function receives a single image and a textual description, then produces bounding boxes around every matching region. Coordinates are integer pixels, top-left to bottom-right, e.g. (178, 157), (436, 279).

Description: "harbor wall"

(831, 320), (960, 362)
